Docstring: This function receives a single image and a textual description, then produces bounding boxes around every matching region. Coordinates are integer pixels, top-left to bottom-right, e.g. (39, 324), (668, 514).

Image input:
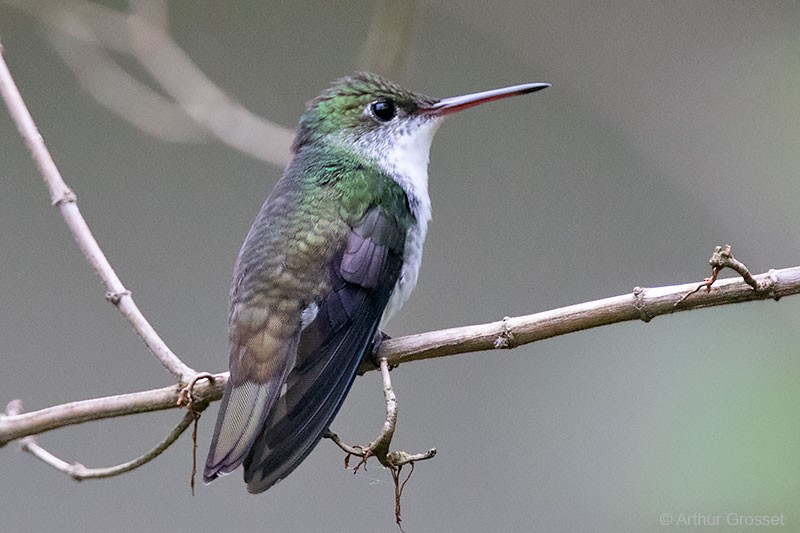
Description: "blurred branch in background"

(1, 0), (294, 165)
(1, 0), (420, 166)
(357, 0), (417, 79)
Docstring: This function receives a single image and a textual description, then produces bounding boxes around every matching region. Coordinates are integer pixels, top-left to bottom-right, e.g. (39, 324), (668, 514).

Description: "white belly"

(381, 216), (428, 326)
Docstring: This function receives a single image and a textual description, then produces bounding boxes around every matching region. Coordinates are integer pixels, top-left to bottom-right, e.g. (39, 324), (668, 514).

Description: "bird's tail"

(203, 378), (278, 483)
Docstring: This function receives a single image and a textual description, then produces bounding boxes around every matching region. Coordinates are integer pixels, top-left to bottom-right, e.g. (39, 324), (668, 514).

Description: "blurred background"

(2, 1), (799, 531)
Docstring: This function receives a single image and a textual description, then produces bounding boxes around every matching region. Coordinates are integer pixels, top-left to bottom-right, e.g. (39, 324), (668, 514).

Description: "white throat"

(346, 117), (442, 323)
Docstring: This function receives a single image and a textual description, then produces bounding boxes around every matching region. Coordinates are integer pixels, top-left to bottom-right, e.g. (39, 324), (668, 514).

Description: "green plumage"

(292, 72), (436, 152)
(228, 144), (412, 381)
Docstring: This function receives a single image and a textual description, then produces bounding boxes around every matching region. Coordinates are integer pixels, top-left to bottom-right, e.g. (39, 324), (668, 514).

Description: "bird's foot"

(325, 357), (437, 470)
(325, 359), (436, 532)
(357, 330), (393, 375)
(370, 330), (392, 366)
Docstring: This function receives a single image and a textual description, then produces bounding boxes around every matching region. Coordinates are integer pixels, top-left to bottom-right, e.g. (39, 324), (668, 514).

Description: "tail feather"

(204, 309), (300, 484)
(203, 380), (274, 482)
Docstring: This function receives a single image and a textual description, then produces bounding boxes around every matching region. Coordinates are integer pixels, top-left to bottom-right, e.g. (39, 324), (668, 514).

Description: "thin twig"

(0, 41), (194, 382)
(391, 462), (415, 533)
(175, 371), (215, 495)
(190, 409), (201, 495)
(5, 400), (195, 480)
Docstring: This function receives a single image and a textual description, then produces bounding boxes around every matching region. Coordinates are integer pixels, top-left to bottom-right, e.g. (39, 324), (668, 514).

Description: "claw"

(369, 330), (392, 368)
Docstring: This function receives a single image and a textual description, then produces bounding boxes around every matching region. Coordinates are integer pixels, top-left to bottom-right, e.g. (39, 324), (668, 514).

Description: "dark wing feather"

(243, 207), (405, 493)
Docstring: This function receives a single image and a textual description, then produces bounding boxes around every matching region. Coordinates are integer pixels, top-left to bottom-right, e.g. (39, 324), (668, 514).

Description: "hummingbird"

(204, 72), (549, 493)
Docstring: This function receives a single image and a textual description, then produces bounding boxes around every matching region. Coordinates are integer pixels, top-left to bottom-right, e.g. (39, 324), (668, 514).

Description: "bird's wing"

(242, 205), (406, 493)
(203, 295), (302, 482)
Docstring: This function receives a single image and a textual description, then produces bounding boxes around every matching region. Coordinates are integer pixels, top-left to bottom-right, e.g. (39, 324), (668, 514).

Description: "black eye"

(370, 99), (397, 122)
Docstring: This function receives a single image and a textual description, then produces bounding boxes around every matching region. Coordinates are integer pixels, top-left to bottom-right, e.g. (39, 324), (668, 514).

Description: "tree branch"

(368, 264), (796, 370)
(0, 40), (195, 382)
(0, 374), (225, 446)
(3, 263), (799, 446)
(5, 400), (196, 480)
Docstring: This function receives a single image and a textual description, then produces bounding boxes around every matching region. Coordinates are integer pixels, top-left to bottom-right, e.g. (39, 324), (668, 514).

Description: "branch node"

(709, 244), (760, 290)
(51, 188), (77, 207)
(632, 286), (653, 322)
(68, 462), (86, 481)
(677, 244), (769, 306)
(177, 372), (215, 409)
(104, 289), (131, 305)
(767, 269), (781, 301)
(494, 316), (517, 348)
(3, 399), (23, 418)
(387, 448), (437, 467)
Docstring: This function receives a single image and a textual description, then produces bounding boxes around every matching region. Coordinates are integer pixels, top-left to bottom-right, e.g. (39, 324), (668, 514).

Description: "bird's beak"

(421, 82), (550, 117)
